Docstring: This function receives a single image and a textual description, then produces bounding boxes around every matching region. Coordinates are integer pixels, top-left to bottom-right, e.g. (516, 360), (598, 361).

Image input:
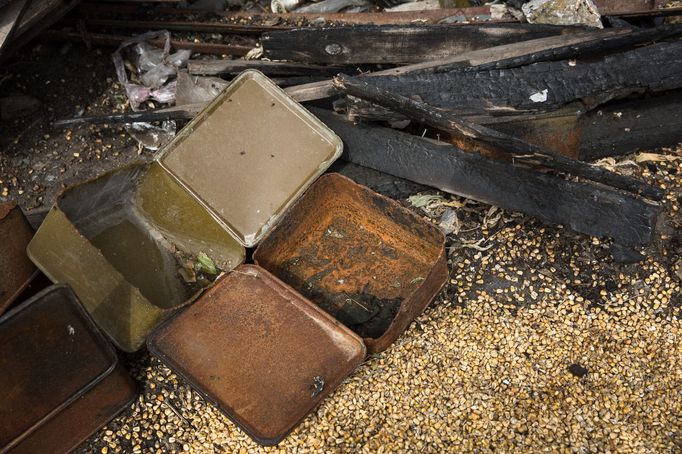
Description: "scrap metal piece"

(28, 70), (343, 351)
(27, 163), (247, 352)
(148, 265), (366, 446)
(158, 70), (343, 247)
(0, 285), (137, 453)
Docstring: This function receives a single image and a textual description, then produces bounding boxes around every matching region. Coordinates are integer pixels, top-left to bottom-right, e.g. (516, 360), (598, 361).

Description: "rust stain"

(148, 265), (365, 446)
(254, 173), (448, 353)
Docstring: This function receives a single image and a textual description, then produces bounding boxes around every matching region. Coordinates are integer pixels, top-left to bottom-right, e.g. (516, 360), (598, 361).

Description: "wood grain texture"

(263, 24), (583, 64)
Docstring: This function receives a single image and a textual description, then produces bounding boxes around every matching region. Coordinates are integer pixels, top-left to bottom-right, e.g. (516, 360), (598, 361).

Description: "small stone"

(568, 364), (589, 378)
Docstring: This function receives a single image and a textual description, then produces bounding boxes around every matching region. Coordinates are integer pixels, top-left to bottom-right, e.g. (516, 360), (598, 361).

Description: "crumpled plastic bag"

(125, 120), (177, 151)
(112, 31), (192, 110)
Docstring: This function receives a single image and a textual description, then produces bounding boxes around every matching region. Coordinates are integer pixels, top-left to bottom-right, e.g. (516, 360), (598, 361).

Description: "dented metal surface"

(254, 173), (448, 353)
(0, 285), (137, 453)
(0, 203), (39, 315)
(27, 162), (246, 352)
(148, 265), (365, 446)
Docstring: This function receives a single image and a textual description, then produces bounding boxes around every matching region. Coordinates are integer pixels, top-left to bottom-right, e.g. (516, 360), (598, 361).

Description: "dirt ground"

(1, 40), (681, 453)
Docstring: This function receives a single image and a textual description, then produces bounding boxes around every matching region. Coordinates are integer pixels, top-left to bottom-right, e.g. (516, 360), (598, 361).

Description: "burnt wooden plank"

(578, 92), (682, 160)
(311, 107), (660, 248)
(285, 28), (631, 102)
(456, 24), (682, 74)
(333, 74), (663, 201)
(347, 41), (682, 116)
(342, 89), (682, 161)
(262, 24), (583, 64)
(490, 91), (682, 161)
(595, 0), (682, 16)
(41, 30), (254, 55)
(187, 59), (351, 77)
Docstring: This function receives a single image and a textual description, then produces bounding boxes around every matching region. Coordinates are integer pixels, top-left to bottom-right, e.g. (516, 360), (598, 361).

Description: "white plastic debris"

(112, 31), (192, 110)
(125, 121), (177, 151)
(529, 89), (549, 103)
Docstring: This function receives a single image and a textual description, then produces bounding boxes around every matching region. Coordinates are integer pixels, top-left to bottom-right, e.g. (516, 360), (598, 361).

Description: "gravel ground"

(77, 150), (682, 453)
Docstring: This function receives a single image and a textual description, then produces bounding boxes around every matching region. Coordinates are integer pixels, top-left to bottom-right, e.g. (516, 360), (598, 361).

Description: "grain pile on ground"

(79, 148), (682, 453)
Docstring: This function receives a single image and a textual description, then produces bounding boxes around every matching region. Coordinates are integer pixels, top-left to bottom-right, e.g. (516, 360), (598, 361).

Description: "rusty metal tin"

(254, 173), (448, 353)
(0, 285), (137, 453)
(158, 70), (343, 247)
(27, 162), (246, 352)
(27, 71), (342, 351)
(0, 203), (39, 315)
(148, 265), (365, 446)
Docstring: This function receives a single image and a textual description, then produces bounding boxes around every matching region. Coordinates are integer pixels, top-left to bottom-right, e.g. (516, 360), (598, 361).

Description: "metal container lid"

(148, 265), (365, 445)
(0, 285), (118, 451)
(158, 70), (343, 247)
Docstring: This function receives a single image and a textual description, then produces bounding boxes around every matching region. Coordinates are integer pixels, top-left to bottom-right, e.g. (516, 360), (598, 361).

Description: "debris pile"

(0, 0), (681, 452)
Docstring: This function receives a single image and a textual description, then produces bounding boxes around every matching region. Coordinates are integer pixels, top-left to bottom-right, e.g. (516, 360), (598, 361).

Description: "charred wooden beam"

(490, 91), (682, 161)
(62, 18), (289, 35)
(346, 41), (682, 117)
(230, 7), (499, 24)
(285, 28), (632, 102)
(455, 24), (682, 74)
(52, 103), (205, 127)
(1, 0), (80, 63)
(41, 30), (254, 55)
(75, 4), (500, 25)
(187, 59), (352, 77)
(311, 107), (660, 248)
(333, 74), (663, 201)
(0, 0), (29, 54)
(262, 24), (583, 64)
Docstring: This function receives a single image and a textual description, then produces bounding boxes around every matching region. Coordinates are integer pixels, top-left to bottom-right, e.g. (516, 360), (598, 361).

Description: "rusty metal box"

(0, 203), (39, 315)
(0, 285), (137, 453)
(26, 70), (342, 352)
(254, 173), (448, 353)
(146, 175), (446, 446)
(148, 265), (365, 446)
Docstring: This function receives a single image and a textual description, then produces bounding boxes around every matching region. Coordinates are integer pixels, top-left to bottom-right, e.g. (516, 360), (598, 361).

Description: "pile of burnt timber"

(296, 26), (677, 253)
(47, 4), (682, 255)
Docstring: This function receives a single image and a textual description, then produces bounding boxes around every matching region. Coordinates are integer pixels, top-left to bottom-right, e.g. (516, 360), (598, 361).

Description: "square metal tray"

(148, 265), (365, 446)
(0, 285), (137, 453)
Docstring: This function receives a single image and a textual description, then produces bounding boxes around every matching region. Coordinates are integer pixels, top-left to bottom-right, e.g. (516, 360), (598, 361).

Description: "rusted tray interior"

(159, 70), (342, 247)
(148, 265), (365, 446)
(0, 203), (38, 315)
(254, 173), (447, 352)
(0, 285), (120, 451)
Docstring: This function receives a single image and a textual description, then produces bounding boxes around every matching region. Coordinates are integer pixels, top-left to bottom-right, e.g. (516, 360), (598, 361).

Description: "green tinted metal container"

(27, 70), (343, 352)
